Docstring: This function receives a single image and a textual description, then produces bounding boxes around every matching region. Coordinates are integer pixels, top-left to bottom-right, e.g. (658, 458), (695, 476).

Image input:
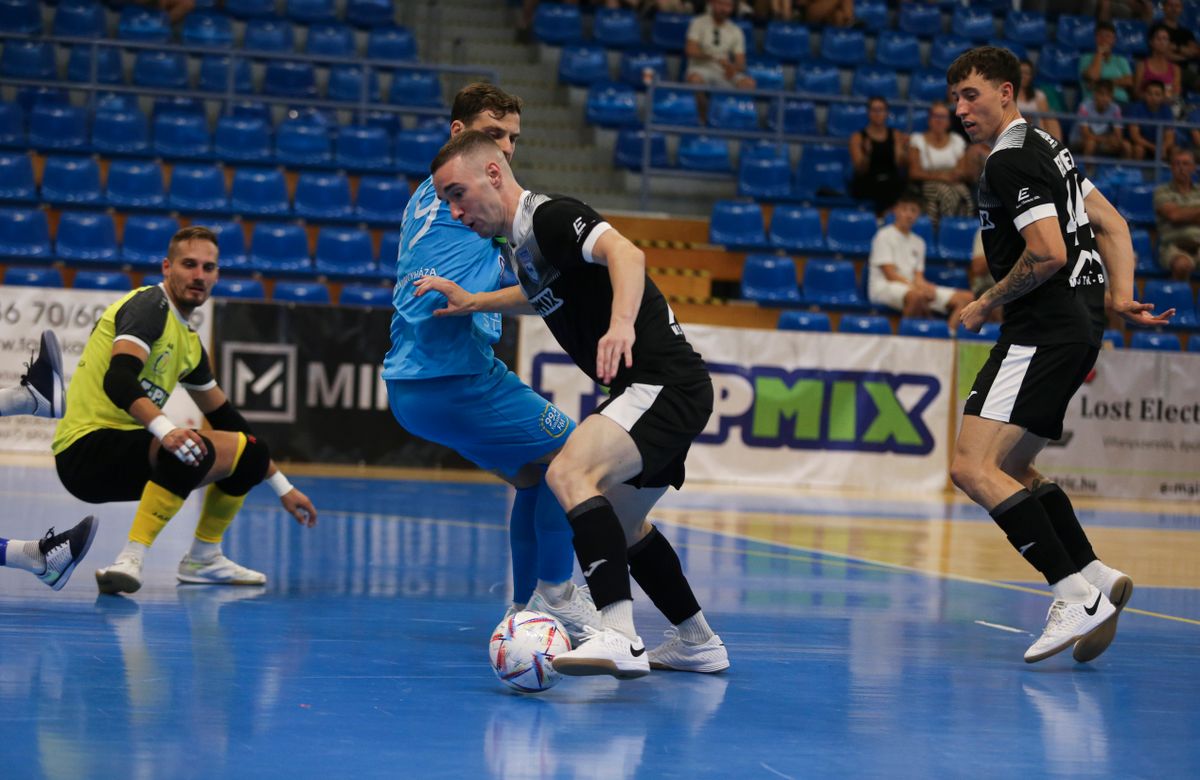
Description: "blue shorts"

(386, 358), (575, 477)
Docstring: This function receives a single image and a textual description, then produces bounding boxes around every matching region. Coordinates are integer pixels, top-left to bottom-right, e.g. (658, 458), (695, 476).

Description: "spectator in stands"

(1154, 147), (1200, 281)
(850, 96), (909, 216)
(868, 193), (974, 326)
(1080, 22), (1134, 105)
(908, 102), (974, 227)
(1161, 0), (1200, 94)
(684, 0), (756, 120)
(1017, 60), (1064, 142)
(799, 0), (854, 27)
(762, 0), (793, 21)
(1072, 80), (1132, 158)
(1126, 80), (1176, 161)
(1096, 0), (1154, 23)
(1134, 24), (1184, 102)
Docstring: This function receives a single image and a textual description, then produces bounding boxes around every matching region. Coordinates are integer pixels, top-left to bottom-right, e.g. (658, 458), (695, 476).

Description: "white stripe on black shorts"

(963, 341), (1099, 440)
(595, 378), (713, 489)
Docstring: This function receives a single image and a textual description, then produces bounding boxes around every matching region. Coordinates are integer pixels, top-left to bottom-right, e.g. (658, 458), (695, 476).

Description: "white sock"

(0, 386), (36, 416)
(120, 540), (149, 561)
(676, 611), (715, 644)
(1081, 560), (1114, 585)
(2, 538), (44, 573)
(1051, 572), (1093, 603)
(600, 599), (636, 640)
(188, 539), (222, 562)
(536, 579), (570, 604)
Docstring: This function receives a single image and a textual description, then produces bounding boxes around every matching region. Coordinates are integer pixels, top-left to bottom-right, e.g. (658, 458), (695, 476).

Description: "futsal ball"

(489, 610), (571, 693)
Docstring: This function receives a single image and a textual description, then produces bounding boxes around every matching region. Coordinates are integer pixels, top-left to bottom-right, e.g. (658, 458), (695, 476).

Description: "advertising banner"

(517, 320), (956, 493)
(0, 285), (211, 453)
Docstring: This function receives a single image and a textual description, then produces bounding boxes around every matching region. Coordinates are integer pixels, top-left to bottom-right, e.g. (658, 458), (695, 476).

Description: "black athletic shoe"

(37, 516), (98, 591)
(21, 330), (66, 418)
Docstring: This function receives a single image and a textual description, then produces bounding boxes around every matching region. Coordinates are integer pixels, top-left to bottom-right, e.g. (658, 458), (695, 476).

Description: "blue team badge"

(539, 404), (570, 438)
(516, 247), (540, 285)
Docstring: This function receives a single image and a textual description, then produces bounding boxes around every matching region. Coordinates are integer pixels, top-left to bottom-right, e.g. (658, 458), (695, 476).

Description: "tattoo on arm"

(981, 247), (1057, 309)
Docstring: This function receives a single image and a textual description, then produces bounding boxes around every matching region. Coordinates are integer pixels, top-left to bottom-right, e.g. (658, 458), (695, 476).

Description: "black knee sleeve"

(215, 434), (271, 497)
(151, 434), (215, 499)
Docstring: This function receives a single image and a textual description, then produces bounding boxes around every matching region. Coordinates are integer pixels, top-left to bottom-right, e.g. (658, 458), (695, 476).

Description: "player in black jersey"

(414, 130), (728, 679)
(947, 47), (1174, 664)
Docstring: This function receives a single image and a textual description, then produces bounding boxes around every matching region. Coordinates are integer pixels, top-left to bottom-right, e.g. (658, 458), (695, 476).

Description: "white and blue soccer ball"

(489, 610), (571, 693)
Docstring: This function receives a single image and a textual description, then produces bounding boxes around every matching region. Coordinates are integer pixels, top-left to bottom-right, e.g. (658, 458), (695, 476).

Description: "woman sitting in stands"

(908, 102), (974, 227)
(849, 96), (909, 216)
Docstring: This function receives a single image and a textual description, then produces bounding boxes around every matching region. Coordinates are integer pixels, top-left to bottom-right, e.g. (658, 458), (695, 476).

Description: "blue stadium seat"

(741, 254), (802, 305)
(305, 23), (355, 57)
(117, 6), (169, 42)
(732, 18), (755, 54)
(650, 13), (691, 53)
(1117, 183), (1156, 225)
(1056, 15), (1094, 50)
(932, 216), (977, 264)
(315, 227), (375, 277)
(244, 18), (296, 53)
(951, 6), (995, 41)
(957, 321), (1001, 342)
(295, 172), (354, 220)
(213, 116), (271, 163)
(825, 209), (875, 256)
(273, 280), (331, 304)
(1102, 329), (1124, 349)
(225, 0), (275, 18)
(389, 70), (442, 107)
(194, 219), (245, 265)
(346, 0), (393, 27)
(1, 41), (55, 80)
(1189, 337), (1200, 353)
(0, 153), (35, 202)
(744, 57), (785, 91)
(1129, 228), (1161, 277)
(328, 65), (380, 103)
(1143, 280), (1199, 330)
(29, 105), (88, 151)
(0, 208), (51, 259)
(840, 314), (893, 335)
(153, 113), (211, 158)
(561, 46), (611, 87)
(851, 68), (899, 100)
(678, 136), (731, 172)
(287, 0), (335, 24)
(56, 211), (118, 265)
(231, 168), (290, 217)
(769, 205), (825, 253)
(651, 89), (700, 127)
(899, 3), (941, 37)
(1038, 45), (1080, 84)
(356, 175), (410, 223)
(394, 129), (446, 178)
(1130, 331), (1180, 351)
(827, 103), (869, 137)
(91, 110), (149, 157)
(910, 69), (950, 102)
(141, 274), (163, 286)
(1113, 19), (1147, 56)
(376, 229), (401, 278)
(798, 64), (840, 96)
(121, 215), (179, 267)
(613, 130), (669, 171)
(585, 83), (639, 128)
(1005, 10), (1046, 45)
(368, 26), (417, 62)
(276, 120), (333, 166)
(4, 266), (62, 287)
(133, 51), (187, 89)
(41, 156), (103, 205)
(212, 278), (265, 300)
(778, 310), (831, 331)
(802, 259), (866, 309)
(54, 0), (106, 37)
(930, 36), (973, 72)
(765, 98), (817, 136)
(168, 163), (229, 213)
(66, 45), (123, 85)
(197, 55), (253, 94)
(594, 8), (642, 49)
(856, 0), (889, 31)
(741, 140), (788, 162)
(925, 264), (968, 289)
(533, 3), (583, 45)
(107, 159), (166, 209)
(709, 200), (767, 248)
(738, 155), (791, 199)
(819, 27), (867, 66)
(17, 87), (68, 114)
(793, 149), (849, 202)
(335, 125), (390, 170)
(899, 318), (952, 339)
(875, 31), (922, 71)
(764, 21), (810, 63)
(618, 50), (668, 90)
(340, 284), (393, 307)
(709, 94), (759, 131)
(249, 222), (311, 273)
(183, 11), (233, 46)
(0, 102), (24, 147)
(154, 97), (205, 120)
(264, 61), (317, 98)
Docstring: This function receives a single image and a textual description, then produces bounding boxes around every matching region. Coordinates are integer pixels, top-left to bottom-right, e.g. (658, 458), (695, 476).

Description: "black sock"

(990, 490), (1078, 585)
(1034, 483), (1097, 570)
(566, 496), (631, 610)
(628, 525), (701, 626)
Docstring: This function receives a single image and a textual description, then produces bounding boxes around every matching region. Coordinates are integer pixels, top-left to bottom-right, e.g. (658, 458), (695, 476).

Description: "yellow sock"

(129, 481), (186, 546)
(194, 484), (246, 544)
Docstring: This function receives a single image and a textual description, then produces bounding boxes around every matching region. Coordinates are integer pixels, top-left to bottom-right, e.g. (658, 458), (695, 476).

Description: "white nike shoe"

(1073, 564), (1134, 663)
(648, 629), (730, 673)
(551, 626), (650, 679)
(96, 553), (144, 595)
(1024, 586), (1116, 663)
(21, 329), (66, 418)
(177, 554), (266, 586)
(526, 582), (601, 644)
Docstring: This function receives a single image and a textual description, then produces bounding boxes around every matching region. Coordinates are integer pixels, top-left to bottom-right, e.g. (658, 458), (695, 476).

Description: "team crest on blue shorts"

(540, 404), (570, 438)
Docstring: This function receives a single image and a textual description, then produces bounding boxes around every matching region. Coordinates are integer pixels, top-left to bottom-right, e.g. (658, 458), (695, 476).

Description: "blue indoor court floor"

(1, 457), (1198, 779)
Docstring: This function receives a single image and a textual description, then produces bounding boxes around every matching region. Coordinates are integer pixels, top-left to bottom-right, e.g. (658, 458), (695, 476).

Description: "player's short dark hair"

(167, 225), (218, 259)
(1093, 78), (1115, 95)
(1147, 22), (1169, 44)
(895, 192), (923, 210)
(451, 83), (523, 125)
(430, 129), (502, 176)
(1142, 79), (1166, 94)
(946, 46), (1021, 92)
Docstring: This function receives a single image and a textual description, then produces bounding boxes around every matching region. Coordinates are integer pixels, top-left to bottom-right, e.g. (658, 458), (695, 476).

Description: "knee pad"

(151, 434), (216, 498)
(215, 433), (271, 497)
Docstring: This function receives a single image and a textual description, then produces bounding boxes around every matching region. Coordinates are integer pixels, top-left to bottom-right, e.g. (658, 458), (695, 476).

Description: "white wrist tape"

(267, 471), (294, 497)
(147, 415), (177, 441)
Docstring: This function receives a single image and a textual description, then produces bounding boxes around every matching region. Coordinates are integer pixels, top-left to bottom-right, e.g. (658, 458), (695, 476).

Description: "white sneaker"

(527, 582), (601, 644)
(1073, 565), (1134, 663)
(177, 554), (266, 586)
(551, 626), (650, 680)
(648, 629), (730, 673)
(21, 329), (66, 419)
(1025, 586), (1116, 663)
(96, 553), (144, 595)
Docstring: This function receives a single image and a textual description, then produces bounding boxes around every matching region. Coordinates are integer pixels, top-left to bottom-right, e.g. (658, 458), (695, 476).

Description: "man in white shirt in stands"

(684, 0), (755, 119)
(868, 193), (974, 326)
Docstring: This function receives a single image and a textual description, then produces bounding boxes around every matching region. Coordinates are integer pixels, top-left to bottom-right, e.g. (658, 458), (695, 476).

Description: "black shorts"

(963, 341), (1099, 440)
(55, 428), (155, 504)
(594, 378), (713, 490)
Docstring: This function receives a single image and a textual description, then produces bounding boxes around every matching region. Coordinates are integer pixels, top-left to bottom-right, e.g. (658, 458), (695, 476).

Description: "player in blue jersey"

(383, 84), (597, 637)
